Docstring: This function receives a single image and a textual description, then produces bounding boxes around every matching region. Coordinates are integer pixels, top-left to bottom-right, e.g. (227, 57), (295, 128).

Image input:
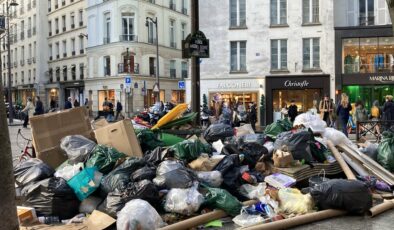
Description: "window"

(80, 63), (84, 79)
(149, 57), (156, 76)
(71, 38), (75, 55)
(55, 18), (59, 34)
(169, 0), (176, 10)
(48, 0), (51, 12)
(170, 20), (176, 48)
(104, 13), (111, 43)
(170, 60), (176, 78)
(182, 61), (188, 78)
(271, 39), (287, 70)
(28, 17), (32, 37)
(147, 19), (156, 44)
(21, 46), (25, 62)
(33, 14), (36, 34)
(359, 0), (374, 26)
(104, 56), (111, 76)
(79, 36), (84, 53)
(49, 44), (53, 60)
(21, 21), (25, 39)
(33, 42), (36, 60)
(121, 13), (135, 41)
(271, 0), (287, 25)
(230, 0), (246, 28)
(62, 15), (66, 31)
(181, 23), (186, 40)
(14, 48), (17, 64)
(230, 41), (246, 72)
(70, 12), (75, 28)
(28, 44), (32, 59)
(62, 40), (67, 57)
(303, 0), (319, 24)
(63, 66), (67, 81)
(79, 10), (83, 26)
(303, 38), (320, 70)
(182, 0), (188, 14)
(48, 21), (52, 36)
(55, 42), (59, 59)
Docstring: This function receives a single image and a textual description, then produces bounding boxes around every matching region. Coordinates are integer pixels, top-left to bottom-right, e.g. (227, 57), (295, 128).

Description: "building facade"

(187, 0), (336, 124)
(1, 0), (48, 107)
(334, 0), (394, 109)
(85, 0), (190, 116)
(47, 0), (87, 109)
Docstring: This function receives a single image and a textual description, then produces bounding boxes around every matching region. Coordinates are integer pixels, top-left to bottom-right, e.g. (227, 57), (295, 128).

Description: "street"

(7, 123), (394, 230)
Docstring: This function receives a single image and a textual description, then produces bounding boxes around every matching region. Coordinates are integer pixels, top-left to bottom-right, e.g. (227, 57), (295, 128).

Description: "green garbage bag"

(86, 145), (126, 174)
(170, 139), (211, 162)
(160, 133), (185, 146)
(67, 167), (103, 201)
(137, 129), (165, 152)
(204, 187), (242, 216)
(377, 132), (394, 172)
(264, 119), (292, 140)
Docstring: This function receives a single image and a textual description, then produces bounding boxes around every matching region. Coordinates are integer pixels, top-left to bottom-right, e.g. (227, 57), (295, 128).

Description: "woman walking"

(21, 97), (35, 128)
(337, 93), (352, 137)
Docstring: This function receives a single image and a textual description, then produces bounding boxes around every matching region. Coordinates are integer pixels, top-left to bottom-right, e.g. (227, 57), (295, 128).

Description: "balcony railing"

(359, 16), (375, 26)
(80, 49), (85, 54)
(20, 60), (25, 66)
(170, 42), (177, 48)
(182, 8), (187, 15)
(103, 37), (110, 44)
(63, 27), (66, 32)
(27, 29), (31, 37)
(63, 53), (67, 58)
(72, 51), (76, 56)
(118, 63), (140, 74)
(79, 21), (83, 27)
(119, 35), (138, 42)
(182, 70), (188, 79)
(71, 24), (75, 29)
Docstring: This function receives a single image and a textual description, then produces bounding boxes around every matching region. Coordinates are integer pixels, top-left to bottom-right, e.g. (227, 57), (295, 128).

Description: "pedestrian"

(382, 95), (394, 131)
(73, 99), (80, 107)
(64, 97), (73, 110)
(115, 100), (124, 120)
(50, 99), (56, 110)
(288, 100), (298, 122)
(319, 94), (333, 126)
(22, 97), (35, 128)
(354, 101), (368, 135)
(106, 100), (115, 122)
(34, 96), (44, 115)
(102, 97), (109, 118)
(337, 93), (352, 137)
(84, 98), (89, 107)
(249, 102), (257, 131)
(371, 100), (381, 136)
(280, 103), (288, 119)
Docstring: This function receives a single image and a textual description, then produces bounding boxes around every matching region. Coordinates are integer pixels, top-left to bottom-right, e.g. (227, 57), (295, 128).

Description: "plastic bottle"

(245, 202), (267, 215)
(38, 216), (60, 224)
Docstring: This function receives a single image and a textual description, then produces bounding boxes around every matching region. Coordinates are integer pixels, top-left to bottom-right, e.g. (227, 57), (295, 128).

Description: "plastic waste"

(54, 162), (84, 181)
(38, 216), (60, 224)
(359, 142), (379, 161)
(264, 119), (292, 140)
(164, 184), (204, 216)
(293, 112), (326, 133)
(154, 167), (194, 189)
(240, 142), (269, 168)
(278, 188), (315, 215)
(237, 133), (266, 146)
(170, 139), (212, 162)
(156, 160), (184, 175)
(322, 127), (354, 146)
(85, 144), (126, 174)
(137, 129), (165, 152)
(235, 124), (255, 137)
(214, 154), (240, 175)
(309, 179), (372, 214)
(117, 199), (165, 230)
(188, 154), (225, 171)
(204, 187), (242, 216)
(60, 135), (97, 164)
(196, 171), (223, 187)
(377, 132), (394, 172)
(67, 167), (103, 201)
(274, 131), (314, 162)
(239, 183), (267, 200)
(131, 165), (156, 182)
(22, 177), (80, 219)
(61, 214), (86, 225)
(144, 146), (167, 166)
(14, 158), (55, 187)
(233, 212), (266, 227)
(263, 141), (275, 155)
(212, 140), (225, 153)
(203, 123), (234, 142)
(79, 196), (103, 214)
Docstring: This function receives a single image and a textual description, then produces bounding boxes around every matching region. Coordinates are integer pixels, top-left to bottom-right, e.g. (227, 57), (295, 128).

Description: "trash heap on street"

(14, 106), (394, 229)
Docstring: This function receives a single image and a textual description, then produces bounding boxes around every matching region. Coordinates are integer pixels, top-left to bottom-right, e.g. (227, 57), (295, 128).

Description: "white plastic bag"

(293, 112), (326, 133)
(233, 212), (265, 227)
(156, 160), (183, 176)
(164, 184), (204, 216)
(54, 163), (84, 181)
(117, 199), (165, 230)
(235, 124), (255, 137)
(60, 135), (97, 163)
(212, 140), (224, 153)
(322, 127), (353, 146)
(196, 171), (223, 187)
(239, 183), (266, 200)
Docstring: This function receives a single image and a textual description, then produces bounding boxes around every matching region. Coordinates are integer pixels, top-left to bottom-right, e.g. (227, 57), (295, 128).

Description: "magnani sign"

(283, 80), (310, 88)
(369, 75), (394, 83)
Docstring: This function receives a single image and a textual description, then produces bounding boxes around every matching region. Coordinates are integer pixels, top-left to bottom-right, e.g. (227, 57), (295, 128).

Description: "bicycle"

(14, 128), (36, 163)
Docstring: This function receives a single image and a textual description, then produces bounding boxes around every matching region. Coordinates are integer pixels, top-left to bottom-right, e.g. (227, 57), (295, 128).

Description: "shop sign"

(283, 80), (310, 88)
(218, 82), (252, 89)
(369, 75), (394, 83)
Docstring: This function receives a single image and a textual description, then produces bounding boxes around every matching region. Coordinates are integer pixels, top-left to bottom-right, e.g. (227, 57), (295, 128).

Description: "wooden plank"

(327, 140), (356, 180)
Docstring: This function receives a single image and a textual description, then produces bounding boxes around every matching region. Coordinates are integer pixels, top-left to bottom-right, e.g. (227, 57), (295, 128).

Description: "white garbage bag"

(164, 184), (204, 216)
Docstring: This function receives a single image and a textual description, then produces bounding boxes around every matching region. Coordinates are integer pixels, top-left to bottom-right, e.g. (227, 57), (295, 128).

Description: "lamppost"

(145, 17), (160, 103)
(3, 0), (18, 124)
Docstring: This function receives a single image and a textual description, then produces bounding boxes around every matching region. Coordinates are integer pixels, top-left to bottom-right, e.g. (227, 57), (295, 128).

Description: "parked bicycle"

(14, 128), (35, 163)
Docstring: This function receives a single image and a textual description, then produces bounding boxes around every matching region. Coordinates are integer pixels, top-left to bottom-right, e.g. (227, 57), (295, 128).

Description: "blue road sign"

(125, 76), (132, 86)
(178, 81), (185, 89)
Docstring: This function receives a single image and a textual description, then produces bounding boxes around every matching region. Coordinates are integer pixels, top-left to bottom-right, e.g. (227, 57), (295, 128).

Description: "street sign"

(178, 81), (185, 89)
(125, 76), (132, 87)
(182, 30), (210, 58)
(153, 83), (160, 92)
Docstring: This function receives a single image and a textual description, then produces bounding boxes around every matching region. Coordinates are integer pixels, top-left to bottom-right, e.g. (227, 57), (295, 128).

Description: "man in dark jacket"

(383, 95), (394, 131)
(249, 102), (257, 131)
(64, 97), (73, 110)
(115, 100), (124, 120)
(34, 96), (44, 115)
(288, 100), (298, 122)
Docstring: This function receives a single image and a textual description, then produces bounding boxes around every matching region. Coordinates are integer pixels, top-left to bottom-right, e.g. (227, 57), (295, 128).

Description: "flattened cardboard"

(17, 206), (37, 225)
(30, 107), (93, 168)
(92, 118), (109, 130)
(86, 210), (116, 230)
(94, 120), (143, 158)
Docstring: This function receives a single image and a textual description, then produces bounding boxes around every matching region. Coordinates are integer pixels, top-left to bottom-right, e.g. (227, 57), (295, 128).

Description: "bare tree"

(0, 49), (18, 229)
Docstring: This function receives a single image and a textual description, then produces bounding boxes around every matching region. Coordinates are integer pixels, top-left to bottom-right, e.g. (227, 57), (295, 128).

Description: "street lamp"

(3, 0), (18, 124)
(145, 17), (160, 103)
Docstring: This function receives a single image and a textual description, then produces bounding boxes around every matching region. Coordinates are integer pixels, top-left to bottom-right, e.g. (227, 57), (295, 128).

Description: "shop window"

(171, 90), (185, 104)
(145, 89), (165, 107)
(271, 39), (287, 71)
(343, 38), (360, 74)
(98, 90), (115, 111)
(303, 38), (320, 70)
(378, 37), (394, 72)
(270, 0), (287, 26)
(343, 85), (394, 110)
(360, 37), (379, 73)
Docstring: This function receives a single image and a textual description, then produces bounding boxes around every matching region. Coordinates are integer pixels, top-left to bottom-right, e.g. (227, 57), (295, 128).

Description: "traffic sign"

(178, 81), (185, 89)
(125, 76), (132, 87)
(153, 83), (160, 92)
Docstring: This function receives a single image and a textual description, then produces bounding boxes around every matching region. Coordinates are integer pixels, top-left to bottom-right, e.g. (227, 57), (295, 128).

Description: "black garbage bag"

(98, 180), (159, 218)
(131, 166), (156, 181)
(274, 131), (313, 162)
(14, 158), (55, 187)
(153, 167), (194, 189)
(170, 139), (212, 163)
(221, 167), (243, 195)
(86, 145), (127, 174)
(237, 134), (266, 146)
(22, 177), (80, 219)
(221, 144), (240, 156)
(100, 157), (146, 194)
(214, 154), (240, 175)
(144, 147), (168, 166)
(309, 179), (372, 214)
(239, 142), (269, 169)
(204, 123), (234, 142)
(60, 135), (97, 164)
(137, 129), (165, 153)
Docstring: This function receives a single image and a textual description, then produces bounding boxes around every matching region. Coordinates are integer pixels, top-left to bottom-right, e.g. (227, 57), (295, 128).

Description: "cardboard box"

(86, 210), (116, 230)
(94, 120), (143, 158)
(92, 118), (109, 130)
(17, 206), (37, 224)
(30, 107), (93, 168)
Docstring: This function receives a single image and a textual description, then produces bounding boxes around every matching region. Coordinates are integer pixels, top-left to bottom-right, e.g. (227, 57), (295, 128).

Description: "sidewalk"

(7, 119), (24, 126)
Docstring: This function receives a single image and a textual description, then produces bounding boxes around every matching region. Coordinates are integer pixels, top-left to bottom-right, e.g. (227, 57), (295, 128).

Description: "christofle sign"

(369, 75), (394, 83)
(218, 82), (252, 89)
(283, 80), (310, 88)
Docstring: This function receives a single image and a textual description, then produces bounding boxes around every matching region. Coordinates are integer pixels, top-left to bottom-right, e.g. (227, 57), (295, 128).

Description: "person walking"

(115, 100), (124, 120)
(73, 99), (80, 107)
(319, 94), (333, 126)
(22, 97), (35, 128)
(288, 100), (298, 122)
(34, 96), (44, 115)
(371, 100), (381, 136)
(382, 95), (394, 131)
(249, 102), (257, 131)
(64, 97), (73, 110)
(50, 99), (56, 110)
(354, 101), (368, 135)
(102, 97), (109, 118)
(337, 93), (352, 137)
(84, 98), (89, 107)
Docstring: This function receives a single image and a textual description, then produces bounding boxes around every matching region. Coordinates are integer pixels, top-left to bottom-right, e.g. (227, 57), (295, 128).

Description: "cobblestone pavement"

(7, 123), (394, 229)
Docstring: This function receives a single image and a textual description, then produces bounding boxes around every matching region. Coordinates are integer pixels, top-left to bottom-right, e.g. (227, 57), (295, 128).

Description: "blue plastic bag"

(67, 167), (103, 201)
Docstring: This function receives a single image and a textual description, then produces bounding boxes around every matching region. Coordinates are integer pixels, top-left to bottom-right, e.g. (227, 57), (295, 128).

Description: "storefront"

(16, 85), (35, 105)
(62, 81), (84, 107)
(265, 75), (330, 123)
(335, 25), (394, 109)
